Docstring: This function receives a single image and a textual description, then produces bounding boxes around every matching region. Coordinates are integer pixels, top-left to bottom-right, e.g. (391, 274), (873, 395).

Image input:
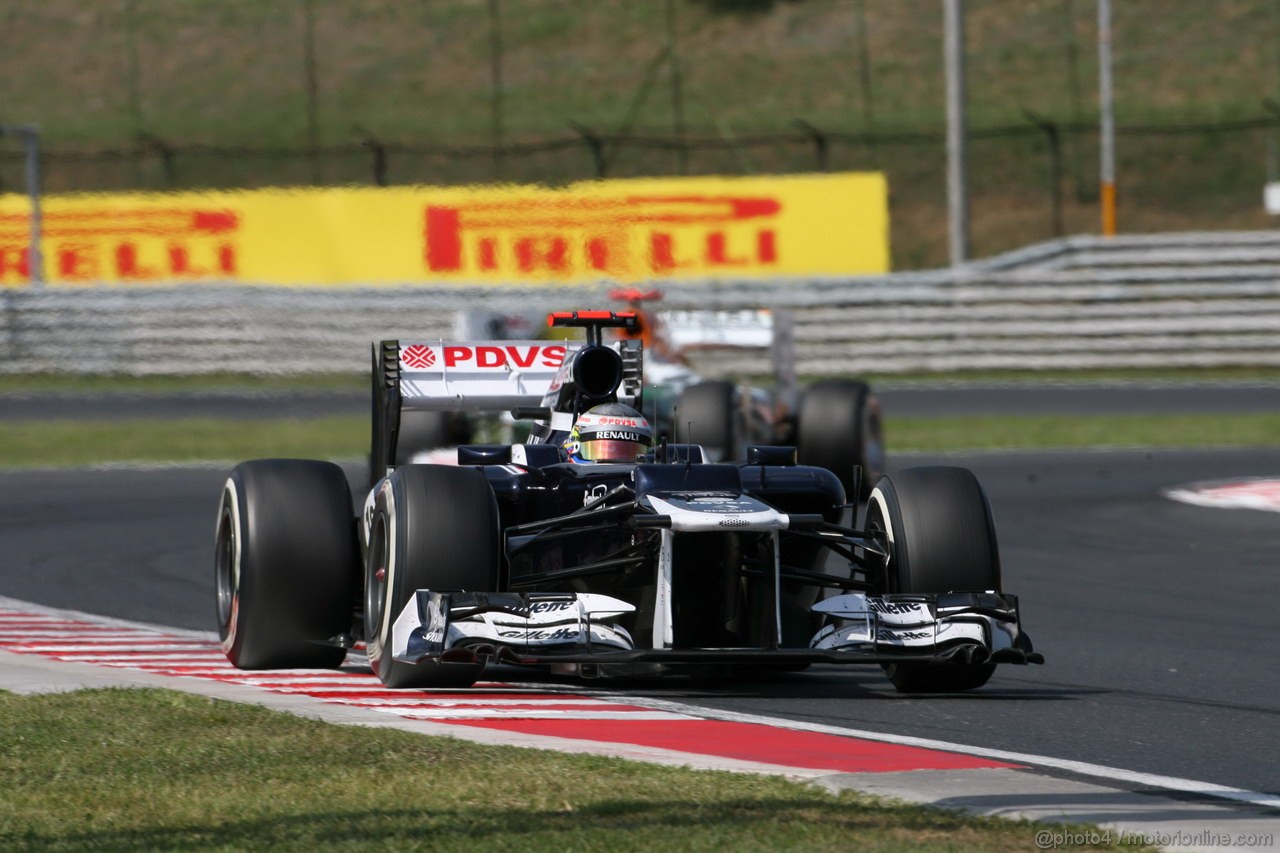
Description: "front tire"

(365, 465), (500, 688)
(865, 466), (1000, 693)
(215, 460), (357, 670)
(796, 379), (884, 500)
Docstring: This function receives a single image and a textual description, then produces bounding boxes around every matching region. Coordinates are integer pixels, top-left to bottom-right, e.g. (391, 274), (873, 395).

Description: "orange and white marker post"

(1099, 0), (1117, 237)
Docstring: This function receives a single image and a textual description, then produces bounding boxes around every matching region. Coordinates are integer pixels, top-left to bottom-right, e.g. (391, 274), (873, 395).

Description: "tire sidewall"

(676, 380), (737, 461)
(364, 465), (499, 687)
(865, 476), (904, 594)
(365, 477), (398, 677)
(867, 467), (1000, 595)
(215, 459), (355, 670)
(798, 380), (881, 499)
(867, 467), (1001, 692)
(216, 473), (246, 657)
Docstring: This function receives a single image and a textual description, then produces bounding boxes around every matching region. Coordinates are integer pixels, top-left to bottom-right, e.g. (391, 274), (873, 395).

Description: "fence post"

(489, 0), (505, 181)
(664, 0), (687, 175)
(794, 120), (830, 172)
(0, 125), (43, 287)
(1262, 98), (1280, 187)
(302, 0), (321, 185)
(1024, 110), (1064, 237)
(570, 122), (607, 179)
(944, 0), (970, 266)
(854, 0), (879, 166)
(359, 132), (388, 186)
(138, 132), (176, 188)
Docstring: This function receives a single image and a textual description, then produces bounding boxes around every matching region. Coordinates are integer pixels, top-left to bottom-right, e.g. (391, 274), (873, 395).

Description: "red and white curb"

(0, 606), (1010, 775)
(1166, 477), (1280, 513)
(2, 600), (1278, 852)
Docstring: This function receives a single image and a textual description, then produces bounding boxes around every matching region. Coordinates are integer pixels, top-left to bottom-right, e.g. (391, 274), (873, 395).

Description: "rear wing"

(393, 340), (571, 413)
(457, 306), (796, 396)
(661, 309), (775, 350)
(370, 336), (643, 484)
(663, 308), (797, 403)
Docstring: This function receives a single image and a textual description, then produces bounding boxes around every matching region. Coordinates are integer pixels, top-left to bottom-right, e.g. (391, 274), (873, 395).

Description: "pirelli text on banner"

(0, 173), (888, 286)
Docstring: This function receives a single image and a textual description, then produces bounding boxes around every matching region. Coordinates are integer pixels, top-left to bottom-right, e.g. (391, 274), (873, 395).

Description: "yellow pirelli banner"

(0, 173), (888, 286)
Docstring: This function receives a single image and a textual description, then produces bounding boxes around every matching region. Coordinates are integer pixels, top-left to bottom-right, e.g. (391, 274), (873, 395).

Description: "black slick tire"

(675, 380), (738, 462)
(865, 466), (1001, 693)
(365, 465), (499, 688)
(796, 379), (884, 501)
(394, 411), (472, 464)
(215, 459), (357, 670)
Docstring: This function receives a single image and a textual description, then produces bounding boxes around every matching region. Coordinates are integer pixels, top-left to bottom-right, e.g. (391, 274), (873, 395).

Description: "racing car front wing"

(391, 588), (1043, 670)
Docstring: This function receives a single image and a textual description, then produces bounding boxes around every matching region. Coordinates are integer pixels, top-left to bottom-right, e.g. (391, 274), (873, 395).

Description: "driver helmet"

(563, 403), (652, 463)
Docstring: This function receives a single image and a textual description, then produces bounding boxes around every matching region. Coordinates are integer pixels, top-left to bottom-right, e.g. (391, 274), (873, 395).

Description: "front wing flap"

(809, 591), (1041, 665)
(392, 588), (1043, 668)
(392, 590), (637, 665)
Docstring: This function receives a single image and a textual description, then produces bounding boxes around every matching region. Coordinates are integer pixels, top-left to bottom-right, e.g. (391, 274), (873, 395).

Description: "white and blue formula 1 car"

(397, 289), (885, 499)
(215, 310), (1042, 692)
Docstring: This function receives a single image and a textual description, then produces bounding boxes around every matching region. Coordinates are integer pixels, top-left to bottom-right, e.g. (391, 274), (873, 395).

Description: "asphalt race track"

(2, 387), (1279, 801)
(5, 380), (1280, 421)
(654, 447), (1280, 797)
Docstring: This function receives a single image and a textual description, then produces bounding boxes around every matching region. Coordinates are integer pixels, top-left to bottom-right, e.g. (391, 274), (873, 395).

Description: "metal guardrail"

(4, 231), (1280, 376)
(974, 230), (1280, 272)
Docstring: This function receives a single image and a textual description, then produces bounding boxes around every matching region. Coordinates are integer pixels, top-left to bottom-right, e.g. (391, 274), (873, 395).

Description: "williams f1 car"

(396, 290), (884, 498)
(215, 310), (1041, 692)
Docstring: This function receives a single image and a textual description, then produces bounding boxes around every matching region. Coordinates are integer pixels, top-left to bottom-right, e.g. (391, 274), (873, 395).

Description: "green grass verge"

(0, 417), (369, 468)
(4, 367), (1278, 468)
(886, 413), (1280, 453)
(0, 688), (1131, 852)
(4, 366), (1280, 396)
(0, 373), (367, 395)
(7, 1), (1279, 265)
(4, 411), (1278, 470)
(865, 367), (1280, 386)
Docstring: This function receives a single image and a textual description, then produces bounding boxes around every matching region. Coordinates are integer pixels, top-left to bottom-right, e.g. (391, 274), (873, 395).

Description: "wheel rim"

(214, 503), (236, 628)
(365, 514), (389, 642)
(863, 496), (895, 594)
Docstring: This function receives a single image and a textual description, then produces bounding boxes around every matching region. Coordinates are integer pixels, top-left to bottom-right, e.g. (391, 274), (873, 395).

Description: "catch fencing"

(4, 231), (1280, 376)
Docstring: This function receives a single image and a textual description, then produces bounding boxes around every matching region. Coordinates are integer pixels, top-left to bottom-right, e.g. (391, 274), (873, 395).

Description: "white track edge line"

(5, 597), (1276, 812)
(618, 694), (1280, 812)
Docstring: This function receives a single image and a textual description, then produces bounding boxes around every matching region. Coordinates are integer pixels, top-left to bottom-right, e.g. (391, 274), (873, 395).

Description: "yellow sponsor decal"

(0, 173), (887, 286)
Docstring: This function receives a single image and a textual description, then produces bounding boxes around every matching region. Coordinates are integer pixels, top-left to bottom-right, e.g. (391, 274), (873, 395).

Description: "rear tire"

(365, 465), (499, 688)
(796, 379), (884, 500)
(215, 460), (357, 670)
(865, 466), (1000, 693)
(394, 411), (471, 464)
(675, 380), (738, 462)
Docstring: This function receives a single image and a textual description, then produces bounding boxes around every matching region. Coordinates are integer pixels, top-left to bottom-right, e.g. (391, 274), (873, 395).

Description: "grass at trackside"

(5, 366), (1280, 395)
(7, 1), (1280, 265)
(865, 366), (1280, 386)
(0, 689), (1135, 852)
(3, 411), (1279, 470)
(0, 416), (369, 469)
(0, 372), (368, 395)
(886, 413), (1280, 454)
(3, 368), (1279, 468)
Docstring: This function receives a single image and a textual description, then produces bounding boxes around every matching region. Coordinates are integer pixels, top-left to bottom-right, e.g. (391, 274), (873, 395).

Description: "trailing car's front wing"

(391, 589), (1043, 670)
